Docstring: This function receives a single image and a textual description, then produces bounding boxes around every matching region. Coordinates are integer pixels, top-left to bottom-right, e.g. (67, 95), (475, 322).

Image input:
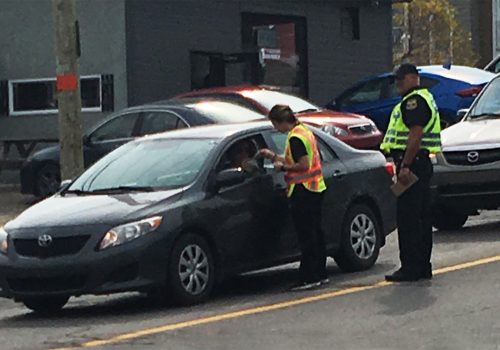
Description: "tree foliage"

(393, 0), (479, 66)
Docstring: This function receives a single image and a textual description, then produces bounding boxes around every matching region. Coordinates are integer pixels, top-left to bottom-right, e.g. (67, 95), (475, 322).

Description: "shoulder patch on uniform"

(405, 98), (418, 111)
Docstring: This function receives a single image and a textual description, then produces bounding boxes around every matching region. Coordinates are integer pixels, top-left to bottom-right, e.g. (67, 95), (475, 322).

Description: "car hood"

(441, 118), (500, 150)
(5, 189), (184, 230)
(297, 110), (374, 127)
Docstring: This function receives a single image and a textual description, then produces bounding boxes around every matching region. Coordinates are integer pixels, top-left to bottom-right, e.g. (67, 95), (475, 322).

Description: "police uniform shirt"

(401, 86), (432, 128)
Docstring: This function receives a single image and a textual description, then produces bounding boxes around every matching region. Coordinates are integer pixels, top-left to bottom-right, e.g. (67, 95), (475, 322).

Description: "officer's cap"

(394, 63), (419, 80)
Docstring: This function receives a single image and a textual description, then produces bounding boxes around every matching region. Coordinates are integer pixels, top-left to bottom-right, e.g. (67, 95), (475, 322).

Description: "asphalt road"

(0, 190), (499, 350)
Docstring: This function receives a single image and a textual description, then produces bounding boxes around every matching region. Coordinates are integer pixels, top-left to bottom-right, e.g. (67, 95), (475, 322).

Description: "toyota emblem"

(38, 234), (53, 248)
(467, 151), (479, 164)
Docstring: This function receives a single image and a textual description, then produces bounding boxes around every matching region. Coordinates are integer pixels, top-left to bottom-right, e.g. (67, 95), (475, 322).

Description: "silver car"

(431, 74), (500, 230)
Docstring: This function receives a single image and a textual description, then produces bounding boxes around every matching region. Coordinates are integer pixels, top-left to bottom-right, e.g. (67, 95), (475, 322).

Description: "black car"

(20, 100), (264, 197)
(1, 122), (396, 313)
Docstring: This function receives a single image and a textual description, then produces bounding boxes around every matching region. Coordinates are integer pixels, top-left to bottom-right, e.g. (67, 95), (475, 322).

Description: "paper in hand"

(391, 171), (419, 197)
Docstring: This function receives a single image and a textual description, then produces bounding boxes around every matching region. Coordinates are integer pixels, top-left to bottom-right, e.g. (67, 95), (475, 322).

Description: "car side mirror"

(456, 108), (469, 120)
(59, 179), (73, 192)
(215, 168), (246, 189)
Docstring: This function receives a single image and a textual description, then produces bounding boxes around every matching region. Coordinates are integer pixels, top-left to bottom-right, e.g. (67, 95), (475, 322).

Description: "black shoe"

(385, 269), (420, 282)
(421, 267), (433, 280)
(291, 281), (321, 291)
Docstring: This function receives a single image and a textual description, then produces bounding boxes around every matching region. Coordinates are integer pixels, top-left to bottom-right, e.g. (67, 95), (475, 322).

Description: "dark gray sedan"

(0, 122), (396, 313)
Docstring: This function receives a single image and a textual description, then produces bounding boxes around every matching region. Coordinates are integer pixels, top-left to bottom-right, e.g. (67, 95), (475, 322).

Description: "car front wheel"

(35, 163), (61, 198)
(21, 296), (69, 314)
(168, 233), (215, 305)
(432, 207), (468, 231)
(333, 204), (381, 272)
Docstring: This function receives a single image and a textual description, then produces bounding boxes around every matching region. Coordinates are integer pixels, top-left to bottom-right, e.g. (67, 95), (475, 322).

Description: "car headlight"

(0, 227), (8, 255)
(430, 153), (438, 165)
(321, 125), (349, 137)
(98, 216), (163, 250)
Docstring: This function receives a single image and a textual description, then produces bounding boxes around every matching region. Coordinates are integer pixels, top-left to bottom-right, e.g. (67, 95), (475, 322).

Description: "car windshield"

(240, 90), (319, 113)
(468, 77), (500, 119)
(69, 138), (217, 192)
(188, 101), (265, 123)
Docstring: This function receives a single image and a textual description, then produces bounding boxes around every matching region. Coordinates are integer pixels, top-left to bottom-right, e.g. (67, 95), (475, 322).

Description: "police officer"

(381, 63), (441, 282)
(259, 105), (329, 290)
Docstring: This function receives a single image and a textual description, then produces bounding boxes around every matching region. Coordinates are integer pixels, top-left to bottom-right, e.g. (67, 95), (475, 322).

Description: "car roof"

(141, 121), (272, 141)
(176, 85), (279, 97)
(361, 65), (495, 86)
(418, 65), (495, 85)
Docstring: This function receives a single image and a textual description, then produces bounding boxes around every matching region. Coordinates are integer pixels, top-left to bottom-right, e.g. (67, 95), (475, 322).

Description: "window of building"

(6, 74), (113, 116)
(341, 8), (360, 41)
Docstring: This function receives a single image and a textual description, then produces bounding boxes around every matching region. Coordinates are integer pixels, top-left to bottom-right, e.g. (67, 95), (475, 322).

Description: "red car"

(175, 85), (383, 149)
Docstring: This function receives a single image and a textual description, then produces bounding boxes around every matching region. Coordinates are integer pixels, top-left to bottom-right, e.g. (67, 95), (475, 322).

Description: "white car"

(431, 73), (500, 230)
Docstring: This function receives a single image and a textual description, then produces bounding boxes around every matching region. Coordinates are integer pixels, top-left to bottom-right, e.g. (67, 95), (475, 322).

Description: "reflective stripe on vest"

(284, 124), (327, 197)
(380, 88), (442, 154)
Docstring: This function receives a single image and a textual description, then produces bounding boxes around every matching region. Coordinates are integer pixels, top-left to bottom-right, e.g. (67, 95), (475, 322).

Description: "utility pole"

(52, 0), (84, 181)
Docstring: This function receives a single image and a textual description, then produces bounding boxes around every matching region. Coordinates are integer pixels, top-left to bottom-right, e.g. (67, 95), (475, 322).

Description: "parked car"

(326, 65), (495, 131)
(484, 55), (500, 74)
(0, 121), (396, 313)
(430, 73), (500, 230)
(175, 85), (383, 149)
(20, 100), (264, 197)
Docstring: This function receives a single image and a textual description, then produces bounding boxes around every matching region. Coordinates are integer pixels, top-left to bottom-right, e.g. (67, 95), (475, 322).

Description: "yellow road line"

(50, 254), (500, 350)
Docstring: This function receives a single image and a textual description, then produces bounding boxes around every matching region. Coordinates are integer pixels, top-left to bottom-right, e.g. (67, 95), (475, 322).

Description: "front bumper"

(431, 158), (500, 212)
(0, 232), (170, 299)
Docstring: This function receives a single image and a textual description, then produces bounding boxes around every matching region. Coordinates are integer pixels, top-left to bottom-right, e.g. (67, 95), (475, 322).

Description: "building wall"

(0, 0), (128, 139)
(125, 0), (393, 106)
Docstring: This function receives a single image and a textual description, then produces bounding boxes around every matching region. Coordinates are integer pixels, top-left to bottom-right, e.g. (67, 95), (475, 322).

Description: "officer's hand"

(273, 161), (285, 172)
(258, 149), (275, 160)
(398, 167), (411, 185)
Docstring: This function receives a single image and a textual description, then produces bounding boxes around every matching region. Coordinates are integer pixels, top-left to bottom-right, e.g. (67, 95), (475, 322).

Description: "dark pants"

(394, 152), (434, 276)
(290, 184), (327, 283)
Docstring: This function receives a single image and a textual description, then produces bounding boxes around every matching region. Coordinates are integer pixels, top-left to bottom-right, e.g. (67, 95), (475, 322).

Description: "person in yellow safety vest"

(259, 104), (328, 291)
(381, 63), (442, 282)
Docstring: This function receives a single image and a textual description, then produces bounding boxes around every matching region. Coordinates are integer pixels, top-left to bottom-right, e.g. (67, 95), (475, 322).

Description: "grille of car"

(8, 275), (86, 293)
(348, 124), (375, 135)
(13, 235), (90, 258)
(443, 148), (500, 166)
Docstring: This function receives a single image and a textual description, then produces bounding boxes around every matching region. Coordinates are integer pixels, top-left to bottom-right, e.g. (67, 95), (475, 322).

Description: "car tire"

(22, 296), (69, 314)
(333, 204), (381, 272)
(168, 233), (215, 306)
(432, 207), (468, 231)
(35, 163), (61, 198)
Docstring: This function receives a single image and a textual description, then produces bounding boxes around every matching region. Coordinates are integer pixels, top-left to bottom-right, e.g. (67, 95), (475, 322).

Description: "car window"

(217, 135), (266, 173)
(384, 76), (439, 100)
(468, 77), (500, 118)
(90, 113), (139, 142)
(70, 138), (217, 191)
(269, 132), (337, 163)
(420, 77), (440, 89)
(341, 78), (385, 106)
(140, 111), (187, 135)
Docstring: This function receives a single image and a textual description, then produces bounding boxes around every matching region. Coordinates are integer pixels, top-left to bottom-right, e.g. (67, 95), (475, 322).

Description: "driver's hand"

(258, 149), (275, 160)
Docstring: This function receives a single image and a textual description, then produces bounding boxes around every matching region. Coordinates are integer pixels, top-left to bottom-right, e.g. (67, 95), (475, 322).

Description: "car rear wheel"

(168, 234), (215, 305)
(35, 163), (61, 198)
(333, 204), (381, 272)
(432, 207), (468, 231)
(22, 296), (69, 314)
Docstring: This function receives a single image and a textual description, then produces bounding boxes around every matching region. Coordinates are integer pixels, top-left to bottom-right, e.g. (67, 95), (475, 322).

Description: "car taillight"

(385, 162), (395, 177)
(455, 86), (483, 97)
